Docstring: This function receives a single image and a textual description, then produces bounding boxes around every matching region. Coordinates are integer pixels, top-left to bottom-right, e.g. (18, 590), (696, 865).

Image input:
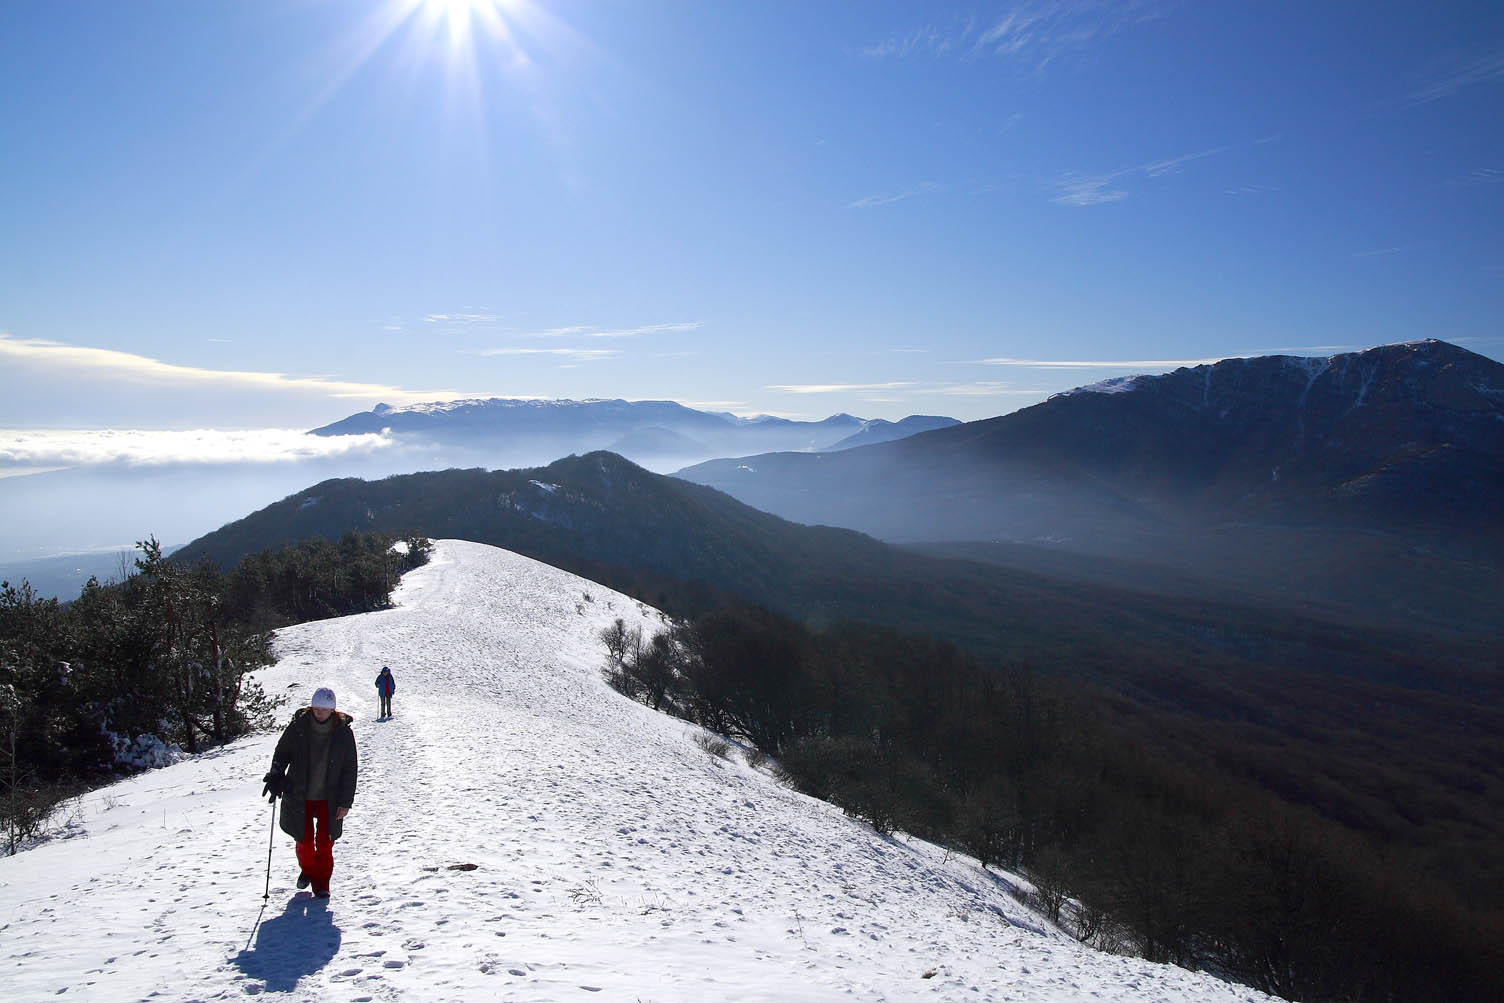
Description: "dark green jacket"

(270, 708), (358, 841)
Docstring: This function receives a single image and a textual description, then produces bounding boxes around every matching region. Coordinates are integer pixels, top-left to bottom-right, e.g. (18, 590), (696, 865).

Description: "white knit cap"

(311, 687), (337, 710)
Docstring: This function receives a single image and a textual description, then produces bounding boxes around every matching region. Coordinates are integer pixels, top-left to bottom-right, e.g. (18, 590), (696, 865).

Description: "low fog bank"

(0, 546), (180, 601)
(0, 441), (702, 590)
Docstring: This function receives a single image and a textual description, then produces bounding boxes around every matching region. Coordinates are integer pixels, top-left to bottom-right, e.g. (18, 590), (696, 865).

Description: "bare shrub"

(3, 779), (81, 855)
(568, 878), (603, 909)
(1029, 846), (1073, 926)
(693, 732), (732, 760)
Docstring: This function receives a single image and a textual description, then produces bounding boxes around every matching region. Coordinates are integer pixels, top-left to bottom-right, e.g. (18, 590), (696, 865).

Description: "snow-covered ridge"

(1051, 339), (1486, 406)
(1056, 374), (1149, 397)
(0, 541), (1277, 1002)
(370, 397), (703, 418)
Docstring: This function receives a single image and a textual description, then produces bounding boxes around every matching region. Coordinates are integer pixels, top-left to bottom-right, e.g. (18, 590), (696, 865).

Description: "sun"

(425, 0), (479, 32)
(415, 0), (519, 52)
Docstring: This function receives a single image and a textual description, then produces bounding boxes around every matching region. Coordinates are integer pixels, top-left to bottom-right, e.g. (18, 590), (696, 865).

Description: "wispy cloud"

(474, 347), (617, 361)
(0, 333), (468, 403)
(974, 355), (1233, 369)
(1353, 246), (1406, 259)
(768, 378), (1053, 402)
(1052, 175), (1131, 207)
(678, 400), (747, 412)
(1142, 147), (1227, 177)
(425, 313), (501, 325)
(587, 322), (700, 339)
(1052, 145), (1227, 206)
(849, 192), (917, 210)
(520, 325), (595, 338)
(768, 382), (918, 394)
(0, 427), (394, 470)
(518, 322), (701, 339)
(1453, 167), (1504, 187)
(1257, 343), (1366, 355)
(937, 381), (1053, 397)
(857, 22), (966, 60)
(848, 183), (941, 210)
(861, 1), (1177, 71)
(465, 321), (699, 365)
(1406, 49), (1504, 106)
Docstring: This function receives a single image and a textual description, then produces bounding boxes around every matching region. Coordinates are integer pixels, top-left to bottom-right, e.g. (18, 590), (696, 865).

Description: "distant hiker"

(261, 687), (357, 899)
(374, 666), (396, 719)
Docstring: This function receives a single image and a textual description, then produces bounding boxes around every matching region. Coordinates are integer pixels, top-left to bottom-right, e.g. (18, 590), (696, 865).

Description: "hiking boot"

(296, 872), (311, 890)
(314, 888), (331, 899)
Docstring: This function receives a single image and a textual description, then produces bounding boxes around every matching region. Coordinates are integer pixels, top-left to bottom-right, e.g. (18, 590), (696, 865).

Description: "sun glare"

(414, 0), (522, 59)
(271, 0), (556, 166)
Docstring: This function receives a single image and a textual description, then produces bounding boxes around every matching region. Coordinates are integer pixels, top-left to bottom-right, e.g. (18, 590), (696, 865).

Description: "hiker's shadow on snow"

(232, 894), (342, 992)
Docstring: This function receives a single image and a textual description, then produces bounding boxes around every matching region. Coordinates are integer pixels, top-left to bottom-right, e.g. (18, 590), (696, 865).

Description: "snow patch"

(105, 730), (183, 772)
(373, 397), (624, 417)
(1059, 375), (1147, 397)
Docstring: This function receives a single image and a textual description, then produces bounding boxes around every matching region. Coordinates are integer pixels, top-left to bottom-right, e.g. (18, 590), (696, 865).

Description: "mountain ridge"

(675, 339), (1504, 631)
(311, 396), (959, 473)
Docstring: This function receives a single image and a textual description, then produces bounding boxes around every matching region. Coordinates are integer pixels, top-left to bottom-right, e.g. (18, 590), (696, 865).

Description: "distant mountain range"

(677, 340), (1504, 633)
(311, 398), (959, 472)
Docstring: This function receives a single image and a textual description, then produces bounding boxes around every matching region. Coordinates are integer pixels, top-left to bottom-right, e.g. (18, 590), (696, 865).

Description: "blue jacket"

(375, 668), (396, 696)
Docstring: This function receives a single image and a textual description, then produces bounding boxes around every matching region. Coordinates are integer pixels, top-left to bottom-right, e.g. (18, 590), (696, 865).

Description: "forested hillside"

(602, 602), (1503, 1001)
(0, 531), (431, 852)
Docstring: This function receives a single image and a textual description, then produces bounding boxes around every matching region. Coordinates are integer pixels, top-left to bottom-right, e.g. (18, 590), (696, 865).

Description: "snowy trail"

(0, 541), (1274, 1002)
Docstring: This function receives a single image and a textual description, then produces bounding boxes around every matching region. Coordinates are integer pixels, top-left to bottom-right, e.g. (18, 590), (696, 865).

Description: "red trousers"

(295, 799), (335, 893)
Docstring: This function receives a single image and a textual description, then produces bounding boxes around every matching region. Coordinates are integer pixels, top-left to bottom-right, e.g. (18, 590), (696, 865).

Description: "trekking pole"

(262, 795), (276, 902)
(244, 796), (277, 954)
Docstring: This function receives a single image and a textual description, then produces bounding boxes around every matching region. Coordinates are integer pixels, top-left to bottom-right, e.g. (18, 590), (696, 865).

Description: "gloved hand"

(261, 770), (287, 803)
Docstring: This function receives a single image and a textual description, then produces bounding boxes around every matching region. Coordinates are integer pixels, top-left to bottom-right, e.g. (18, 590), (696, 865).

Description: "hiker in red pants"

(261, 687), (358, 899)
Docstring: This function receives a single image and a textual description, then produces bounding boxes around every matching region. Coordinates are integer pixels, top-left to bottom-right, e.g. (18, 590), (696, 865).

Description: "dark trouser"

(379, 693), (392, 717)
(295, 799), (335, 893)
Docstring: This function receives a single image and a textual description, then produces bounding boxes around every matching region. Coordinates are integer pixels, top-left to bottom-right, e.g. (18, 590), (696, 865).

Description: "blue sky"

(2, 0), (1502, 465)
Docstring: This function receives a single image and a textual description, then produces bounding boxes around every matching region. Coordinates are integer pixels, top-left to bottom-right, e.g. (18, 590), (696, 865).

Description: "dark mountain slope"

(677, 340), (1504, 634)
(175, 451), (1496, 699)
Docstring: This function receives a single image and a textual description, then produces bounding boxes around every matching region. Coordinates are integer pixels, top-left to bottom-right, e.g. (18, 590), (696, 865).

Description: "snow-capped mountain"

(0, 540), (1275, 1002)
(310, 398), (957, 473)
